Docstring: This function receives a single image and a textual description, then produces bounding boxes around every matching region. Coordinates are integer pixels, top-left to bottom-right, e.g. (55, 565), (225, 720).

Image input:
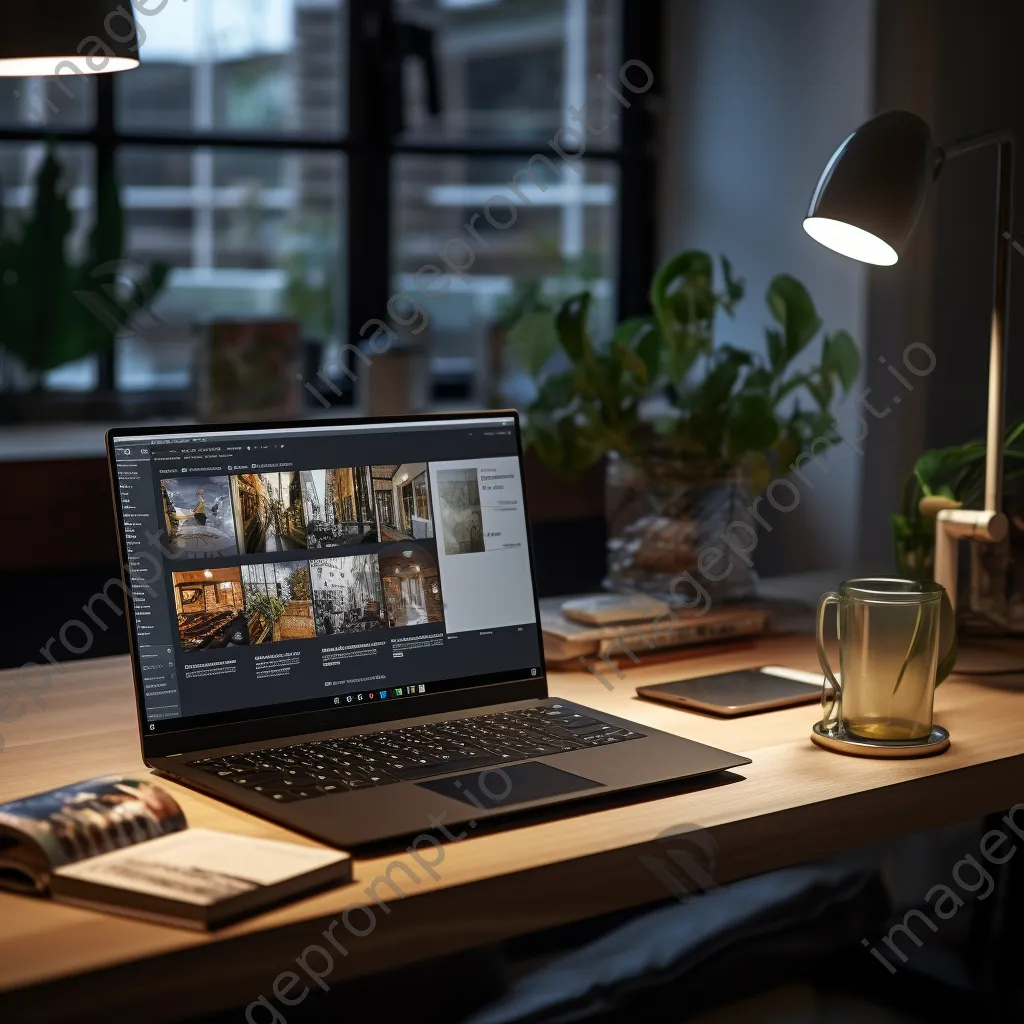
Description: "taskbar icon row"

(333, 683), (428, 706)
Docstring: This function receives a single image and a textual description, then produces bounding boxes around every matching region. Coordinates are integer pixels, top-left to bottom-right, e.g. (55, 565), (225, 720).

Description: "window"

(413, 471), (429, 520)
(401, 481), (415, 534)
(0, 0), (658, 412)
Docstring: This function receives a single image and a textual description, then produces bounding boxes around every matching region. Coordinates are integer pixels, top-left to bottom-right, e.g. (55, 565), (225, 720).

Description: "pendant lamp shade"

(803, 111), (934, 265)
(0, 1), (140, 77)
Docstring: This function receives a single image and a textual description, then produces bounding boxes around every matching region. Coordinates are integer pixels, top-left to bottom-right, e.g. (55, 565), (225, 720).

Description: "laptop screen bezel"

(105, 409), (548, 760)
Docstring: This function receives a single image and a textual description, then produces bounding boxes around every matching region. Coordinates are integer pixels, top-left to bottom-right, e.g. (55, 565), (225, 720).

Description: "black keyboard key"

(390, 753), (508, 780)
(251, 781), (292, 794)
(558, 715), (601, 729)
(230, 776), (280, 788)
(565, 724), (616, 737)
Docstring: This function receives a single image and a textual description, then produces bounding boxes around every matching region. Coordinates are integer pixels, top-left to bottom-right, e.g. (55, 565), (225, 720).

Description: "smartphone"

(636, 666), (823, 716)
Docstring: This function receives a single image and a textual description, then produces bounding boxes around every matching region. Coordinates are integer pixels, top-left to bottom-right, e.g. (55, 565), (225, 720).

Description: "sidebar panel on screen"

(111, 441), (183, 724)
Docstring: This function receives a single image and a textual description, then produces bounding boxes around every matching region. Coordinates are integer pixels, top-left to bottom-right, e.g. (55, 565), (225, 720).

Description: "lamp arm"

(928, 130), (1014, 612)
(934, 128), (1014, 174)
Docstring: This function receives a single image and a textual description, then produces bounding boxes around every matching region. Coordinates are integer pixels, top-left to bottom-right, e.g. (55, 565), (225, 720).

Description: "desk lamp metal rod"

(931, 130), (1013, 611)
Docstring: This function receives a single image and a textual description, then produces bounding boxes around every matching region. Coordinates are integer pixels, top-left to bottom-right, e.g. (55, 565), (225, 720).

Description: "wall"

(924, 0), (1024, 451)
(657, 0), (876, 576)
(857, 0), (939, 567)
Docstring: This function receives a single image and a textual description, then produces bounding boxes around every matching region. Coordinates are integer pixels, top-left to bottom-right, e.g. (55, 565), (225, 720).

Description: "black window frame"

(0, 0), (661, 407)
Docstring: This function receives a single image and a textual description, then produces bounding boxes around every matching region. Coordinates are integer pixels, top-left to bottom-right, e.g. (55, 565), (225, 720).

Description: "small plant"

(287, 567), (311, 602)
(516, 250), (860, 488)
(0, 143), (170, 381)
(892, 418), (1024, 579)
(246, 591), (285, 623)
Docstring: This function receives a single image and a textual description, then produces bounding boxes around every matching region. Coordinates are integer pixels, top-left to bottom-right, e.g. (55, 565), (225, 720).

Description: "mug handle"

(816, 591), (842, 727)
(935, 587), (958, 685)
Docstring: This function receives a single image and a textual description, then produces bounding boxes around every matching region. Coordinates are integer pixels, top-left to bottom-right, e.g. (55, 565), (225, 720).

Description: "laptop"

(106, 411), (749, 848)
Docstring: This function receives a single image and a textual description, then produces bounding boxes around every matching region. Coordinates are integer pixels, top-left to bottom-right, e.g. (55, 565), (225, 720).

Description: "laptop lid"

(106, 411), (546, 759)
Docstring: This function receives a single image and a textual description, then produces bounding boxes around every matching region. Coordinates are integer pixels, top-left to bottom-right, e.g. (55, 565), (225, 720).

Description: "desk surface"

(2, 639), (1024, 1020)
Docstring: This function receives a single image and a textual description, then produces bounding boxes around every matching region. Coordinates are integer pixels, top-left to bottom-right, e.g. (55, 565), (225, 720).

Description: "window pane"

(117, 147), (346, 392)
(396, 0), (621, 148)
(0, 144), (98, 392)
(392, 154), (618, 403)
(117, 0), (345, 136)
(0, 76), (95, 129)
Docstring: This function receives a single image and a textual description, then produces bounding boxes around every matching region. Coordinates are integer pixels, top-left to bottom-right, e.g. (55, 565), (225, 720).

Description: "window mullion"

(95, 73), (117, 394)
(617, 0), (662, 319)
(345, 0), (397, 399)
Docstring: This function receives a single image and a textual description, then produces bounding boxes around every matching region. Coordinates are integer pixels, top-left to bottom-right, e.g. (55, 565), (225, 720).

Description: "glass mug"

(816, 578), (956, 741)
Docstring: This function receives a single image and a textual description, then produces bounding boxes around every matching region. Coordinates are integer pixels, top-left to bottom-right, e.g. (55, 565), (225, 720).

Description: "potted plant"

(892, 418), (1024, 631)
(245, 591), (285, 643)
(510, 250), (860, 601)
(0, 144), (169, 414)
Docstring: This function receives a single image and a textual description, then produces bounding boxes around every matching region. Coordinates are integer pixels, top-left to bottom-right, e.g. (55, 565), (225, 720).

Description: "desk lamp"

(0, 3), (139, 76)
(804, 110), (1013, 612)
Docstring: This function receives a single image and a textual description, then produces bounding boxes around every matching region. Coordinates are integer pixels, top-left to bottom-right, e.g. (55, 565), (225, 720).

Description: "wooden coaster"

(811, 722), (950, 759)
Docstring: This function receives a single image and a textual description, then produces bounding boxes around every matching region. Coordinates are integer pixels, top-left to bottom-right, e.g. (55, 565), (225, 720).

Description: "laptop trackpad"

(417, 762), (603, 810)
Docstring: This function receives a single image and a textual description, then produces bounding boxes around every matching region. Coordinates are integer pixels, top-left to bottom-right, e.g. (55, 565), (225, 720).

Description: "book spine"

(595, 614), (765, 658)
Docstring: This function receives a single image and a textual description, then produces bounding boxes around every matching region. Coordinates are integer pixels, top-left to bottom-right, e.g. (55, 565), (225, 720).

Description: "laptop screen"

(109, 415), (544, 741)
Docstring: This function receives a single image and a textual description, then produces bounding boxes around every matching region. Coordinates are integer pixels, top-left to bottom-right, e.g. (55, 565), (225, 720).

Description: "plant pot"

(603, 451), (758, 604)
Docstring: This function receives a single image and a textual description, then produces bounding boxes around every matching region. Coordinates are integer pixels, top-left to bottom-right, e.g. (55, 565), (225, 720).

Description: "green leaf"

(507, 309), (560, 377)
(742, 365), (774, 396)
(650, 250), (715, 325)
(693, 345), (751, 412)
(610, 338), (649, 382)
(555, 291), (592, 363)
(913, 444), (985, 494)
(650, 251), (717, 386)
(720, 254), (745, 310)
(727, 393), (779, 458)
(611, 316), (660, 383)
(634, 319), (664, 382)
(766, 274), (822, 363)
(822, 329), (860, 392)
(535, 372), (576, 410)
(766, 328), (785, 374)
(1004, 416), (1024, 451)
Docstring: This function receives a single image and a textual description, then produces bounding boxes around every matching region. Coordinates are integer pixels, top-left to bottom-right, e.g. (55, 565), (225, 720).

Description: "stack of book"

(540, 594), (767, 665)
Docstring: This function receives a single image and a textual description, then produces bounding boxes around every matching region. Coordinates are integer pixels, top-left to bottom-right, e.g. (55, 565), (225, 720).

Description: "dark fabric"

(466, 867), (890, 1024)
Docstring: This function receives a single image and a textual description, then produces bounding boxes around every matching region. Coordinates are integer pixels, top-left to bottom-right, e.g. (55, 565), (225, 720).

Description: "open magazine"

(0, 777), (351, 929)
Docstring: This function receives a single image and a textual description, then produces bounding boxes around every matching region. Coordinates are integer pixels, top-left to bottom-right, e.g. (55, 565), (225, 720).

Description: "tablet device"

(636, 666), (823, 716)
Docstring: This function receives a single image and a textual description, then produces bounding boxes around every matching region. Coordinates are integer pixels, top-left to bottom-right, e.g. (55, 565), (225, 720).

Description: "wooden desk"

(2, 639), (1024, 1021)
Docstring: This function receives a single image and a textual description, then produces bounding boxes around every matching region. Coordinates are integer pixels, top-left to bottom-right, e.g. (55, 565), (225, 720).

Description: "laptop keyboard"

(187, 704), (644, 803)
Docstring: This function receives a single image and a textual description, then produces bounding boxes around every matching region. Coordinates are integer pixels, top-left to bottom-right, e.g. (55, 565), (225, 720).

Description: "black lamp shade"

(804, 110), (934, 265)
(0, 0), (139, 76)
